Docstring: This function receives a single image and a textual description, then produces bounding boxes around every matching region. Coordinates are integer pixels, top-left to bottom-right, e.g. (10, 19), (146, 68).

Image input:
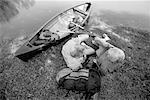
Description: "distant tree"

(0, 0), (35, 23)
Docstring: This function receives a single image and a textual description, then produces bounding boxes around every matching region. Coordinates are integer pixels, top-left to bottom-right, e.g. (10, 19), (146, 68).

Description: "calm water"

(0, 0), (150, 40)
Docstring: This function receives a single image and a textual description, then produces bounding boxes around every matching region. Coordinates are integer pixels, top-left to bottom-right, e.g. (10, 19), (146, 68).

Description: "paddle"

(42, 22), (102, 47)
(69, 21), (102, 38)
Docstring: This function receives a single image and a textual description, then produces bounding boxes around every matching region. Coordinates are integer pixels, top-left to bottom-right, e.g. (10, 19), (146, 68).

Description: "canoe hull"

(15, 2), (92, 60)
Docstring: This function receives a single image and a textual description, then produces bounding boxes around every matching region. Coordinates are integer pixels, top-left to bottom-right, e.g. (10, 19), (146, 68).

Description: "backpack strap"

(56, 68), (72, 83)
(65, 69), (89, 80)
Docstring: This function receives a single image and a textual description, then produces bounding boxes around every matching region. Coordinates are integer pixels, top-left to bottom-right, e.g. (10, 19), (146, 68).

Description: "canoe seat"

(73, 8), (88, 16)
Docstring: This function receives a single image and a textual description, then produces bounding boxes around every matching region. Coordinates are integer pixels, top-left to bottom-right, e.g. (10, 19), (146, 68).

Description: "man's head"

(70, 46), (84, 58)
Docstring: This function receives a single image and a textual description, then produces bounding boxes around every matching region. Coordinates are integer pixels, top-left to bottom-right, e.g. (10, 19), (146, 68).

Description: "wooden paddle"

(69, 21), (102, 38)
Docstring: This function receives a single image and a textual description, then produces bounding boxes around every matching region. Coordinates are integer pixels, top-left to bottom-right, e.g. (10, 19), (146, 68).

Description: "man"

(61, 32), (112, 71)
(61, 32), (125, 99)
(61, 34), (96, 71)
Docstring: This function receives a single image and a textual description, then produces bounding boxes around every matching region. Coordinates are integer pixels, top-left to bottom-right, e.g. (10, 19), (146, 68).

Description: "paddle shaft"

(70, 22), (102, 38)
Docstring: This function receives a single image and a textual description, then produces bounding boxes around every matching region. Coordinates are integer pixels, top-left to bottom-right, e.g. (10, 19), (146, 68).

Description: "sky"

(35, 0), (150, 16)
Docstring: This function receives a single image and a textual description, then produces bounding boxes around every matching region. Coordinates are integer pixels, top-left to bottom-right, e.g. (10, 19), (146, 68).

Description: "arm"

(78, 34), (89, 42)
(94, 37), (114, 48)
(80, 42), (95, 56)
(84, 48), (95, 56)
(94, 36), (114, 57)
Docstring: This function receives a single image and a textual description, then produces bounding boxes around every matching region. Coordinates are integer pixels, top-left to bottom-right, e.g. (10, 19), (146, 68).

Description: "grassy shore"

(0, 15), (150, 100)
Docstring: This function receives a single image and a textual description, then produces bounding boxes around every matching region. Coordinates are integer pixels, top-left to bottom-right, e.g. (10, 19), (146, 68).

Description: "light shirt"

(61, 34), (89, 71)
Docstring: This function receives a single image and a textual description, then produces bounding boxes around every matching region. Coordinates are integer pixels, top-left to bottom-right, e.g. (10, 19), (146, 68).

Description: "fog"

(0, 0), (149, 39)
(92, 1), (150, 17)
(35, 0), (150, 16)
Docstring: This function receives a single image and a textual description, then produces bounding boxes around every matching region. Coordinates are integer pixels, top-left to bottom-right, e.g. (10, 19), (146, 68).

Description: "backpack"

(56, 62), (104, 100)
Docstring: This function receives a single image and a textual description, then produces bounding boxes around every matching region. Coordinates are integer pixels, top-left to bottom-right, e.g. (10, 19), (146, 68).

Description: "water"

(92, 1), (150, 31)
(0, 0), (149, 40)
(95, 10), (150, 31)
(0, 0), (86, 39)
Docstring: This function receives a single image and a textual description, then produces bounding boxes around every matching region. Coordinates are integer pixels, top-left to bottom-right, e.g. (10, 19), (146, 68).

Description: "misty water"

(0, 0), (149, 42)
(0, 1), (84, 39)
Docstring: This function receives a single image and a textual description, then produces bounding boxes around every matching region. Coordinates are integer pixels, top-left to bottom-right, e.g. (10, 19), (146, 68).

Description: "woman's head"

(107, 47), (125, 63)
(96, 47), (125, 74)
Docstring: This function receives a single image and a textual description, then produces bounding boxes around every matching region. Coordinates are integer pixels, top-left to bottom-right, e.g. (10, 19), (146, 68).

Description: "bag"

(56, 62), (104, 100)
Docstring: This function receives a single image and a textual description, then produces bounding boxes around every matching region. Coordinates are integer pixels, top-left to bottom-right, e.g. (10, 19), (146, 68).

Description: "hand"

(102, 34), (110, 41)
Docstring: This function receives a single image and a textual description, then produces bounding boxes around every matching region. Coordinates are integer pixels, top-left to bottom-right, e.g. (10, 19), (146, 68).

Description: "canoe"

(15, 2), (92, 58)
